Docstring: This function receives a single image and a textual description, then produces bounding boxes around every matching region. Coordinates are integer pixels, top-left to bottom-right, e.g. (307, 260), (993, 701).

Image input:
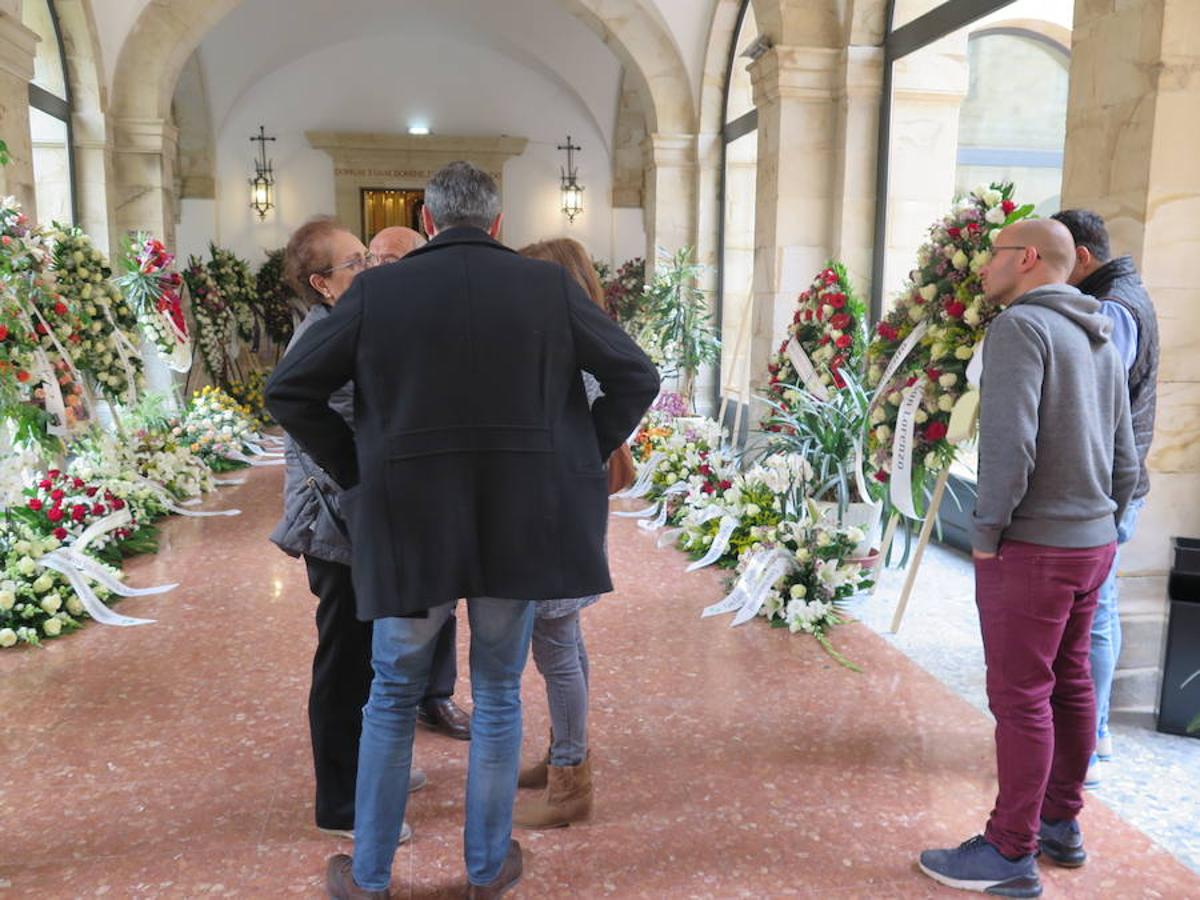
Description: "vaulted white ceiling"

(90, 0), (721, 141)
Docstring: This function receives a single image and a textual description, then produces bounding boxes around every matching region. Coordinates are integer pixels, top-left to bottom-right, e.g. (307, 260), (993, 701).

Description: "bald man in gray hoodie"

(919, 220), (1138, 899)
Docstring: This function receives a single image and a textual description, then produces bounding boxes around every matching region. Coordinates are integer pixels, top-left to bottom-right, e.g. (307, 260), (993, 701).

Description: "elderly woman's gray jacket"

(269, 303), (353, 565)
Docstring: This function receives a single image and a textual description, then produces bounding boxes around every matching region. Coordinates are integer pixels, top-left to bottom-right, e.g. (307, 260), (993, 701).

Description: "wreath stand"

(872, 397), (979, 632)
(716, 285), (755, 451)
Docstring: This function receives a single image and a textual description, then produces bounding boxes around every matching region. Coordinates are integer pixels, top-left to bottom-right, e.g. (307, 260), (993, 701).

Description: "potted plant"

(637, 247), (720, 411)
(757, 368), (881, 557)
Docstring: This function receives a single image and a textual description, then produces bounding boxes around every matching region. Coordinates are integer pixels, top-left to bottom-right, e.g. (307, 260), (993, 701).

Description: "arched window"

(956, 29), (1070, 217)
(23, 0), (76, 226)
(871, 0), (1074, 317)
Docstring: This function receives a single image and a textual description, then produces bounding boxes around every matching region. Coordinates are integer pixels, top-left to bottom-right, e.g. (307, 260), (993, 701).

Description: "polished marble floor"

(1, 467), (1198, 897)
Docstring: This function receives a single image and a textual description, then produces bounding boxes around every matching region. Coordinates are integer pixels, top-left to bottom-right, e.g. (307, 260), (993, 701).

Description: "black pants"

(304, 555), (458, 829)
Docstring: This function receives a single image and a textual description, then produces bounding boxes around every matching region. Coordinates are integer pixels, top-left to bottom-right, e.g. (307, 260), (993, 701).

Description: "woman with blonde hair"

(512, 237), (636, 829)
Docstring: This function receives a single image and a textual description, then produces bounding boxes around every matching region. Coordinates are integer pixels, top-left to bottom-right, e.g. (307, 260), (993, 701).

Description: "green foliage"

(757, 368), (873, 516)
(127, 391), (177, 433)
(638, 247), (720, 406)
(0, 139), (9, 166)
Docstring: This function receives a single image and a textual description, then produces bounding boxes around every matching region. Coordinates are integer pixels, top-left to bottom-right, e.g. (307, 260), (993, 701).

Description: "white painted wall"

(187, 31), (640, 267)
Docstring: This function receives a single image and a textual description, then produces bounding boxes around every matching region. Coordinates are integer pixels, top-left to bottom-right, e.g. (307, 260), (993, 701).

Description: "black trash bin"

(1158, 537), (1200, 738)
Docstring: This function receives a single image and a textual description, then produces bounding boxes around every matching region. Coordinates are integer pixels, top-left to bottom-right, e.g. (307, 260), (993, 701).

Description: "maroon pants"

(975, 539), (1116, 859)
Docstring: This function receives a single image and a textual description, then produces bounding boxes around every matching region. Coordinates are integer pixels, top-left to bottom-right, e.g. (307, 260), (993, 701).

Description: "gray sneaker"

(918, 835), (1042, 897)
(1038, 817), (1086, 868)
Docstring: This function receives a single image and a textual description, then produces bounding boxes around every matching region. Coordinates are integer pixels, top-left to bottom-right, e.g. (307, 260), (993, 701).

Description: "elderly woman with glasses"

(269, 216), (425, 846)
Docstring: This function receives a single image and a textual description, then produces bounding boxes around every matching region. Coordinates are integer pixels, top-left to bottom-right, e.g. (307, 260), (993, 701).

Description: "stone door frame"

(306, 131), (529, 239)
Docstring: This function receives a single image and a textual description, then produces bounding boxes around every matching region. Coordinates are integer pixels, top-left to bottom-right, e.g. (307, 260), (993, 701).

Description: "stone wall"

(1062, 0), (1200, 715)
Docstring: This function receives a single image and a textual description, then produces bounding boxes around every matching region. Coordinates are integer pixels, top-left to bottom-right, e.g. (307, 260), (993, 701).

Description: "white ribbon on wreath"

(852, 321), (930, 519)
(701, 547), (797, 627)
(685, 513), (741, 572)
(786, 338), (830, 401)
(132, 474), (242, 517)
(636, 483), (688, 533)
(612, 452), (664, 500)
(36, 509), (178, 628)
(889, 382), (927, 520)
(225, 449), (285, 468)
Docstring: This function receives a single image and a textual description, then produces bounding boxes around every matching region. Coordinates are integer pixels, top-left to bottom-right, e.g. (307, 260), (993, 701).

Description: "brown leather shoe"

(418, 697), (471, 740)
(465, 840), (522, 899)
(326, 853), (390, 899)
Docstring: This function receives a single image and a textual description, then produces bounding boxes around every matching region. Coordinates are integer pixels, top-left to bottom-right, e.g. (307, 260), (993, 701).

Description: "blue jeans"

(351, 598), (535, 891)
(531, 611), (589, 767)
(1089, 498), (1145, 740)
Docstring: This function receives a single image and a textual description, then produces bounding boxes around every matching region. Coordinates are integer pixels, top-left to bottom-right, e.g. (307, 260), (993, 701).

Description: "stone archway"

(106, 0), (697, 250)
(51, 0), (112, 249)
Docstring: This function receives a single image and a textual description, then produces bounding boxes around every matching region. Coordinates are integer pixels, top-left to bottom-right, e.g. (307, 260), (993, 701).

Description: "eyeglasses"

(318, 252), (374, 276)
(991, 244), (1041, 262)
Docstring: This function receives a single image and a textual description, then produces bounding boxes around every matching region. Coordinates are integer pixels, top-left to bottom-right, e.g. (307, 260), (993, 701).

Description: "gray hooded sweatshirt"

(972, 283), (1138, 553)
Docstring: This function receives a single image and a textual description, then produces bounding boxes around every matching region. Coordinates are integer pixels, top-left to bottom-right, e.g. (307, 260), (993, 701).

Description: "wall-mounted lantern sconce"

(249, 125), (276, 220)
(558, 135), (584, 223)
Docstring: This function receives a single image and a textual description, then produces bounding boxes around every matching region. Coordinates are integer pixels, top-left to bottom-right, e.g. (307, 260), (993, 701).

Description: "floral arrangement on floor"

(71, 426), (214, 503)
(255, 248), (296, 348)
(48, 225), (144, 405)
(173, 385), (260, 471)
(226, 368), (272, 428)
(751, 507), (873, 669)
(0, 521), (113, 647)
(12, 467), (163, 562)
(767, 262), (866, 404)
(641, 416), (725, 500)
(677, 453), (809, 568)
(207, 244), (259, 346)
(0, 204), (259, 650)
(864, 183), (1034, 515)
(115, 233), (191, 372)
(184, 256), (236, 388)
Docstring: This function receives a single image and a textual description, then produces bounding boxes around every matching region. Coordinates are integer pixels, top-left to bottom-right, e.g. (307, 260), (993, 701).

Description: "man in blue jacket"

(1053, 209), (1159, 788)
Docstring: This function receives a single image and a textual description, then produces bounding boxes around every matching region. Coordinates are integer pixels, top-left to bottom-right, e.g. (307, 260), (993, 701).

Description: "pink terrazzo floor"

(1, 466), (1196, 898)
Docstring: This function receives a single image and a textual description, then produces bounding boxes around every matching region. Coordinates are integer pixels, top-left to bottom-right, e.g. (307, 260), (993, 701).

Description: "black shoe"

(1038, 817), (1086, 868)
(418, 697), (471, 740)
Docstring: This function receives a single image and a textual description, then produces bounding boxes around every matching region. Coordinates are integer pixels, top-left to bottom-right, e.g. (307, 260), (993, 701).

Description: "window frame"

(26, 0), (78, 226)
(713, 0), (758, 416)
(869, 0), (1018, 322)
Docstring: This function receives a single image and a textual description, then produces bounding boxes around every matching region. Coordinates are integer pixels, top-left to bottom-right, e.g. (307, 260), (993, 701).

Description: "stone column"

(642, 132), (697, 264)
(830, 45), (885, 295)
(1062, 0), (1200, 717)
(0, 8), (38, 214)
(746, 46), (842, 392)
(110, 117), (179, 250)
